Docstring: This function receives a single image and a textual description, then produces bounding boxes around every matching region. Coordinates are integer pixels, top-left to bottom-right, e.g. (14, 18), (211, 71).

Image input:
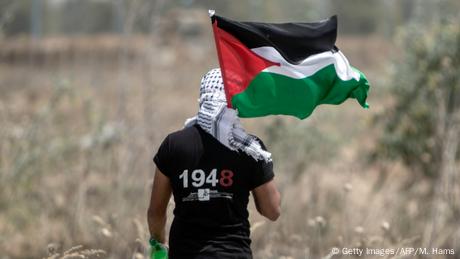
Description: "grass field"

(0, 33), (458, 259)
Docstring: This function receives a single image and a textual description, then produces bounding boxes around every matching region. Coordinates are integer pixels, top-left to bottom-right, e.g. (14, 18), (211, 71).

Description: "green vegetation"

(373, 16), (460, 178)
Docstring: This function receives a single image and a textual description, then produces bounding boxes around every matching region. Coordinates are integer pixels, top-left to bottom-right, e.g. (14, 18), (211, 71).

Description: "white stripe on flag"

(251, 47), (361, 81)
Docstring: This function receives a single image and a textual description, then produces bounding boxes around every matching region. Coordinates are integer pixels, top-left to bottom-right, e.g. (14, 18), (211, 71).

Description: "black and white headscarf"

(184, 68), (272, 162)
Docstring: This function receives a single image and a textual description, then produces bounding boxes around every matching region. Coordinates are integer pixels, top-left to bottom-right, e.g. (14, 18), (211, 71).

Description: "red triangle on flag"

(212, 20), (279, 108)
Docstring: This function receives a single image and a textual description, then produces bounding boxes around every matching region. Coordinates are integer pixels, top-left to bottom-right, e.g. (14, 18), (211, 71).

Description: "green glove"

(149, 237), (168, 259)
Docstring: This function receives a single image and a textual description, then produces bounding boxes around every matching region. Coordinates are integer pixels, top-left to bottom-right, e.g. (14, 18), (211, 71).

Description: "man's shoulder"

(165, 125), (200, 144)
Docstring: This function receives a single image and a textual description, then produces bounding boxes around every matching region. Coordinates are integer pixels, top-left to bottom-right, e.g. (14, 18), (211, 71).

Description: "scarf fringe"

(184, 102), (272, 162)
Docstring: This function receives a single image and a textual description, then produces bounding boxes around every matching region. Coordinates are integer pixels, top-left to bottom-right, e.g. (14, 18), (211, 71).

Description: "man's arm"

(252, 179), (281, 221)
(147, 168), (172, 244)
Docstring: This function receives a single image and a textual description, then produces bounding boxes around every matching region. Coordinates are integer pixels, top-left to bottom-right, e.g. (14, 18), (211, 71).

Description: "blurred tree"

(373, 4), (460, 249)
(373, 14), (460, 178)
(0, 0), (31, 36)
(59, 0), (114, 34)
(328, 0), (384, 34)
(30, 0), (43, 39)
(1, 0), (443, 37)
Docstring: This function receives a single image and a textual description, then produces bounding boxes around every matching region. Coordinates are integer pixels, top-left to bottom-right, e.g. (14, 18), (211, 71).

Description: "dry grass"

(44, 245), (105, 259)
(0, 32), (458, 259)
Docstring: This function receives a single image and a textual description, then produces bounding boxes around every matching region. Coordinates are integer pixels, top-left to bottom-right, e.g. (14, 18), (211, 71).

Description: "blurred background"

(0, 0), (459, 258)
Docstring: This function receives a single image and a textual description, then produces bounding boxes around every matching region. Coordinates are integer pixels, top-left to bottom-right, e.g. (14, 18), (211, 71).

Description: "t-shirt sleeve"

(153, 135), (172, 177)
(249, 137), (275, 190)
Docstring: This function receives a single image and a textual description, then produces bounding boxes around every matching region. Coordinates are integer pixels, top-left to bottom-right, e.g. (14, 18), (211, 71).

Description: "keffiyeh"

(184, 68), (272, 162)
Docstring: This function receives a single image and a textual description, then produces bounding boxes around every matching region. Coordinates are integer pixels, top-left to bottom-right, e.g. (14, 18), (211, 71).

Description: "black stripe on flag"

(212, 15), (338, 65)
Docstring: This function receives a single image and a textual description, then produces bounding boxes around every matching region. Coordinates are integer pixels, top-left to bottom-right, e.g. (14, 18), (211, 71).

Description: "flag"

(210, 12), (370, 119)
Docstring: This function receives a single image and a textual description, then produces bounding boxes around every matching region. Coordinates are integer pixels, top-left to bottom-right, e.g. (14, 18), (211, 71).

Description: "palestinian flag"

(210, 12), (370, 119)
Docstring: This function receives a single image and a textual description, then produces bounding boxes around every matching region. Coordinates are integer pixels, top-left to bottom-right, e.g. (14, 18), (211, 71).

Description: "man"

(147, 68), (281, 259)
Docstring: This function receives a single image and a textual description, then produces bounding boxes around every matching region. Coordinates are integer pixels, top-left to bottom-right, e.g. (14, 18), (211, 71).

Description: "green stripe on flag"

(231, 65), (369, 119)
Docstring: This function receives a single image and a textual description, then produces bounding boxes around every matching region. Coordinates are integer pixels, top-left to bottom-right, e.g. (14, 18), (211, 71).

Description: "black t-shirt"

(153, 124), (274, 259)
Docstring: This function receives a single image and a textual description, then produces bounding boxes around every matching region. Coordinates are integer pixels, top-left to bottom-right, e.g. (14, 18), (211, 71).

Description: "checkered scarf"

(184, 68), (272, 162)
